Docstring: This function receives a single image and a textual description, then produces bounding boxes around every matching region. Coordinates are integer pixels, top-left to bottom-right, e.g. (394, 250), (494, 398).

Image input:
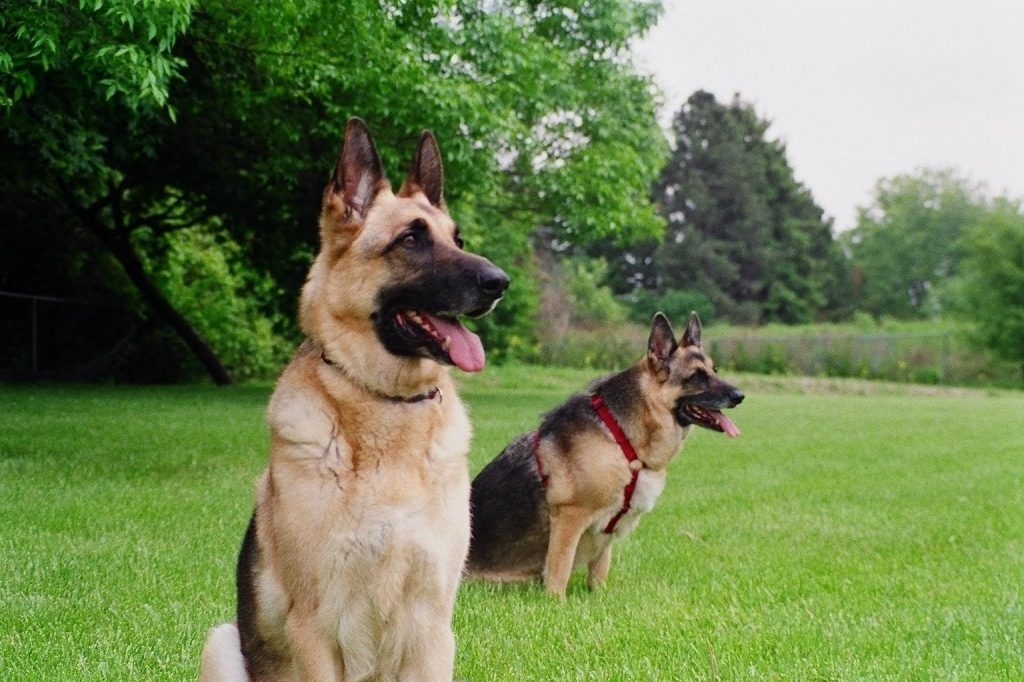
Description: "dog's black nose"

(730, 389), (745, 406)
(478, 267), (510, 297)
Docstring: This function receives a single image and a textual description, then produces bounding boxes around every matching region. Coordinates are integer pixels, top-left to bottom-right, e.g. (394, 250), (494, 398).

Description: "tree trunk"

(77, 209), (235, 386)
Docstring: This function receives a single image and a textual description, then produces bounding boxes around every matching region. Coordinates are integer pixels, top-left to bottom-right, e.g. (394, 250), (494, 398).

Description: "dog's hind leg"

(543, 505), (592, 599)
(586, 540), (613, 590)
(198, 623), (249, 682)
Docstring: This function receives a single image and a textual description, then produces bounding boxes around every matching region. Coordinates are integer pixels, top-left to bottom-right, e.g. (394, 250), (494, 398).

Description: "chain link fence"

(0, 291), (135, 381)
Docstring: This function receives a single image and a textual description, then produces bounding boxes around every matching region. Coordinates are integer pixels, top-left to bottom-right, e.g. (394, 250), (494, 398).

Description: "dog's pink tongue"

(713, 410), (741, 438)
(424, 314), (485, 372)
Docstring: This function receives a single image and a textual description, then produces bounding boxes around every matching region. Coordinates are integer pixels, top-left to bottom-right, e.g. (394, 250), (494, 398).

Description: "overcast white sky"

(633, 0), (1024, 231)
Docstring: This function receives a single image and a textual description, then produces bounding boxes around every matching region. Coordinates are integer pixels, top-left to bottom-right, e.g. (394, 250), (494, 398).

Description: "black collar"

(321, 350), (442, 404)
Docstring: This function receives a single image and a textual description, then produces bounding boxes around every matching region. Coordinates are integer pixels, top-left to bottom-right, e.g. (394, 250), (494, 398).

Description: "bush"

(134, 223), (291, 381)
(961, 203), (1024, 374)
(564, 256), (627, 325)
(538, 322), (646, 370)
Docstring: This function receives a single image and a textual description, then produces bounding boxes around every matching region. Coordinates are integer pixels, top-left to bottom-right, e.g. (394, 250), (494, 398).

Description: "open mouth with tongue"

(675, 402), (741, 438)
(393, 309), (485, 372)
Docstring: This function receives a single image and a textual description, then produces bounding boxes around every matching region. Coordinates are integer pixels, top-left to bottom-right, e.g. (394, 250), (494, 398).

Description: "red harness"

(532, 393), (643, 534)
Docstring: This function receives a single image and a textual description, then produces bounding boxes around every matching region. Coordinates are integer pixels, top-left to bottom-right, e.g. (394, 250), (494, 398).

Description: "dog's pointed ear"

(329, 117), (388, 220)
(398, 130), (445, 208)
(647, 312), (678, 371)
(681, 311), (703, 348)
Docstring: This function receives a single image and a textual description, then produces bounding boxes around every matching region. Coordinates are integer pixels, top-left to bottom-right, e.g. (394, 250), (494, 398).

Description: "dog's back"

(468, 433), (549, 579)
(467, 391), (613, 580)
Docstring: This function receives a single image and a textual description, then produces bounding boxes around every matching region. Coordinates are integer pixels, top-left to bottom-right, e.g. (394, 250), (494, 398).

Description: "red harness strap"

(590, 393), (643, 534)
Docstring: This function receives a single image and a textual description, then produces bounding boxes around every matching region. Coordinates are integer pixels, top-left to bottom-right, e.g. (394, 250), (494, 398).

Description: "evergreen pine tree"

(646, 91), (844, 323)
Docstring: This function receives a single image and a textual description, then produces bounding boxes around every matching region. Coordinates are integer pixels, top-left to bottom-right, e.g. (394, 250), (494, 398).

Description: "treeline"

(2, 2), (1022, 383)
(558, 91), (1024, 379)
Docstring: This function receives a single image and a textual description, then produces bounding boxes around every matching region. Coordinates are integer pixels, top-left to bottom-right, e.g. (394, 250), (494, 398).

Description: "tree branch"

(56, 178), (234, 385)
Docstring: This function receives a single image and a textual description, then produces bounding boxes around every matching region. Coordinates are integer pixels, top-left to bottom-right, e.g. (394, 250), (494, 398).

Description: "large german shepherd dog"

(466, 312), (742, 598)
(198, 118), (508, 681)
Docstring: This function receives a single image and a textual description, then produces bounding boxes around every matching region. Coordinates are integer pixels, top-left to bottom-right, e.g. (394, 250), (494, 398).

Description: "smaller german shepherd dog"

(198, 119), (508, 681)
(467, 312), (742, 598)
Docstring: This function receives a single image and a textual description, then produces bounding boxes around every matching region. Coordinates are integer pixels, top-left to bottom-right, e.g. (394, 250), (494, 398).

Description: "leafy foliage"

(134, 224), (290, 381)
(961, 200), (1024, 369)
(562, 256), (627, 324)
(1, 0), (669, 380)
(844, 168), (989, 319)
(0, 0), (192, 112)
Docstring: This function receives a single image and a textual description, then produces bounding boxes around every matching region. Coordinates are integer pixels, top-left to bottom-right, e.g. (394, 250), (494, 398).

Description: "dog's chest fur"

(609, 467), (668, 527)
(568, 416), (687, 568)
(569, 463), (669, 569)
(255, 349), (471, 673)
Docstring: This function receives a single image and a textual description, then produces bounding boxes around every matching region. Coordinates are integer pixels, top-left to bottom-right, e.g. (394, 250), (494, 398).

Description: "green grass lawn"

(1, 367), (1022, 680)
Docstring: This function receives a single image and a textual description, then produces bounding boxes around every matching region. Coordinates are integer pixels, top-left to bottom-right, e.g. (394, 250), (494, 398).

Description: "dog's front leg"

(285, 611), (341, 681)
(586, 540), (613, 589)
(398, 627), (456, 682)
(543, 505), (592, 599)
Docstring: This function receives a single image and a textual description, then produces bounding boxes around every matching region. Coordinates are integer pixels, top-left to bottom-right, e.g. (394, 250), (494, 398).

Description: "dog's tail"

(198, 622), (248, 682)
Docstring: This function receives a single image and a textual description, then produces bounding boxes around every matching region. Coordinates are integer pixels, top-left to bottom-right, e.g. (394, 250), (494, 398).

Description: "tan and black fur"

(467, 312), (741, 598)
(198, 118), (508, 681)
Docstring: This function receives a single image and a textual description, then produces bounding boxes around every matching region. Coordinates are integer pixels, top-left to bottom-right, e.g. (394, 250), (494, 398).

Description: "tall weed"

(539, 319), (1022, 388)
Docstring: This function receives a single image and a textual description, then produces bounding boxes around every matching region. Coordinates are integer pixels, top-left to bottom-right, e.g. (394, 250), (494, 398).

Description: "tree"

(625, 91), (842, 324)
(961, 199), (1024, 378)
(1, 0), (232, 381)
(758, 133), (848, 324)
(1, 1), (668, 381)
(844, 168), (987, 319)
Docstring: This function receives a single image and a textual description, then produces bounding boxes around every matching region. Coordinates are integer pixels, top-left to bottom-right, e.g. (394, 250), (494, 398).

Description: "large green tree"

(1, 0), (226, 380)
(625, 90), (842, 324)
(961, 199), (1024, 378)
(1, 0), (667, 381)
(844, 168), (988, 319)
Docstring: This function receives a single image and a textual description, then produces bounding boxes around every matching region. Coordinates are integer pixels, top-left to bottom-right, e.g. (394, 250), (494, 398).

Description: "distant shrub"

(469, 259), (541, 365)
(757, 344), (790, 375)
(850, 310), (878, 330)
(538, 322), (645, 370)
(461, 210), (541, 365)
(564, 256), (627, 325)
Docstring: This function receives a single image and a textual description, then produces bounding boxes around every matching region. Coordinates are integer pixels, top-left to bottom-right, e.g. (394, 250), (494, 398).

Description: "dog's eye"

(453, 230), (464, 249)
(398, 219), (433, 250)
(687, 369), (708, 383)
